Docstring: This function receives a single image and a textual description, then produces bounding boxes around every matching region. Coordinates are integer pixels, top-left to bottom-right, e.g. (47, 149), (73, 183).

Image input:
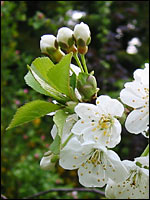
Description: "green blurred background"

(1, 1), (149, 199)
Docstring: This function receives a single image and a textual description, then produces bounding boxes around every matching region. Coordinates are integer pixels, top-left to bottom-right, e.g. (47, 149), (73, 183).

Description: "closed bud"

(40, 34), (65, 63)
(57, 27), (77, 53)
(40, 150), (58, 170)
(77, 73), (98, 102)
(74, 22), (91, 54)
(40, 34), (57, 53)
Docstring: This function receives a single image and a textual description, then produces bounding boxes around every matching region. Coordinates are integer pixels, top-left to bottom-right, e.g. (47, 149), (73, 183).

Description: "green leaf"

(47, 53), (73, 96)
(70, 72), (76, 90)
(28, 65), (68, 103)
(53, 110), (68, 137)
(6, 100), (61, 130)
(31, 57), (55, 81)
(24, 71), (50, 96)
(50, 134), (61, 155)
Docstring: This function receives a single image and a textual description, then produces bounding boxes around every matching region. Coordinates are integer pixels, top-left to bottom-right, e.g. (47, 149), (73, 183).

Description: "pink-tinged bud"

(23, 134), (28, 140)
(23, 89), (28, 94)
(34, 153), (39, 159)
(14, 100), (21, 105)
(41, 135), (45, 140)
(45, 144), (49, 148)
(15, 50), (20, 55)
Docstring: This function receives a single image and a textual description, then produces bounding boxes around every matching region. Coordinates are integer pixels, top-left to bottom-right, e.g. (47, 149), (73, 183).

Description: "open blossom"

(59, 136), (128, 187)
(71, 95), (124, 148)
(105, 157), (149, 199)
(120, 64), (149, 136)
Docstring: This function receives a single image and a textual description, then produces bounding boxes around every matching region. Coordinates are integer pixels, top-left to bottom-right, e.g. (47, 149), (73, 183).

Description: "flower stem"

(80, 54), (88, 74)
(141, 144), (149, 157)
(73, 53), (84, 73)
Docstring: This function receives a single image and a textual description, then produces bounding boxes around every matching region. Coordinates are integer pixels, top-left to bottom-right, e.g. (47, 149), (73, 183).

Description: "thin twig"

(1, 194), (8, 199)
(23, 187), (105, 199)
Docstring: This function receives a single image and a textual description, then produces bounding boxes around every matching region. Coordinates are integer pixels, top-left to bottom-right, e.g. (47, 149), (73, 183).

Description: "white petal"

(70, 64), (81, 76)
(96, 95), (124, 117)
(107, 119), (121, 148)
(96, 95), (111, 114)
(120, 81), (146, 108)
(71, 119), (92, 135)
(134, 155), (149, 168)
(125, 108), (149, 134)
(105, 150), (129, 182)
(61, 114), (78, 143)
(51, 124), (57, 139)
(134, 65), (149, 86)
(59, 137), (93, 170)
(74, 103), (98, 120)
(78, 162), (107, 187)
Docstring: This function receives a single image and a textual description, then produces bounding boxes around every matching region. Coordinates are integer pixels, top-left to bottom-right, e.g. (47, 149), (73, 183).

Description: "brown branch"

(23, 187), (105, 199)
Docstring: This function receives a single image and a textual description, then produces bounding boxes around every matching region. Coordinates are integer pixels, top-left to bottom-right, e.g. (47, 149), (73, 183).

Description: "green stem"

(80, 54), (88, 74)
(61, 133), (73, 149)
(73, 53), (84, 73)
(141, 144), (149, 157)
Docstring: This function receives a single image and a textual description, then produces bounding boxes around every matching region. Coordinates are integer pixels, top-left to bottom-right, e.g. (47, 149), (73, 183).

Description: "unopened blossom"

(57, 27), (76, 52)
(40, 34), (65, 62)
(120, 65), (149, 136)
(74, 22), (91, 46)
(71, 95), (124, 148)
(59, 137), (128, 187)
(40, 150), (56, 170)
(74, 22), (91, 54)
(40, 34), (57, 53)
(105, 158), (149, 199)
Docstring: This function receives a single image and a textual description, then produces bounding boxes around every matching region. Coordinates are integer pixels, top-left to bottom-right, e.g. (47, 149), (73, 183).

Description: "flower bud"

(74, 22), (91, 54)
(40, 34), (57, 53)
(40, 34), (65, 63)
(57, 27), (77, 53)
(40, 150), (58, 170)
(77, 73), (98, 102)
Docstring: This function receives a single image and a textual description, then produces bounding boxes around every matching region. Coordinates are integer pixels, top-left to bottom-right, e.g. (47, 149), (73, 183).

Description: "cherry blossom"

(59, 137), (128, 187)
(120, 65), (149, 136)
(71, 95), (124, 148)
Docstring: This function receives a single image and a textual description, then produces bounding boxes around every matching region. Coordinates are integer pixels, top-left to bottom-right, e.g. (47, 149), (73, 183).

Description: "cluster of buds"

(40, 22), (91, 62)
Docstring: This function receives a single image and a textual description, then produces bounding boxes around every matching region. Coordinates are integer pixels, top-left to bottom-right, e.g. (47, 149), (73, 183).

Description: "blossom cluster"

(7, 21), (149, 199)
(40, 22), (91, 63)
(39, 22), (149, 199)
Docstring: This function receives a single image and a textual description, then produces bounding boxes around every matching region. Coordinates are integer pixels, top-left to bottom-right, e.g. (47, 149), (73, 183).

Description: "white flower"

(120, 65), (149, 135)
(57, 27), (74, 48)
(59, 137), (128, 187)
(40, 150), (55, 170)
(71, 95), (124, 148)
(74, 22), (91, 45)
(105, 159), (149, 199)
(135, 155), (149, 169)
(51, 114), (78, 144)
(40, 34), (57, 53)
